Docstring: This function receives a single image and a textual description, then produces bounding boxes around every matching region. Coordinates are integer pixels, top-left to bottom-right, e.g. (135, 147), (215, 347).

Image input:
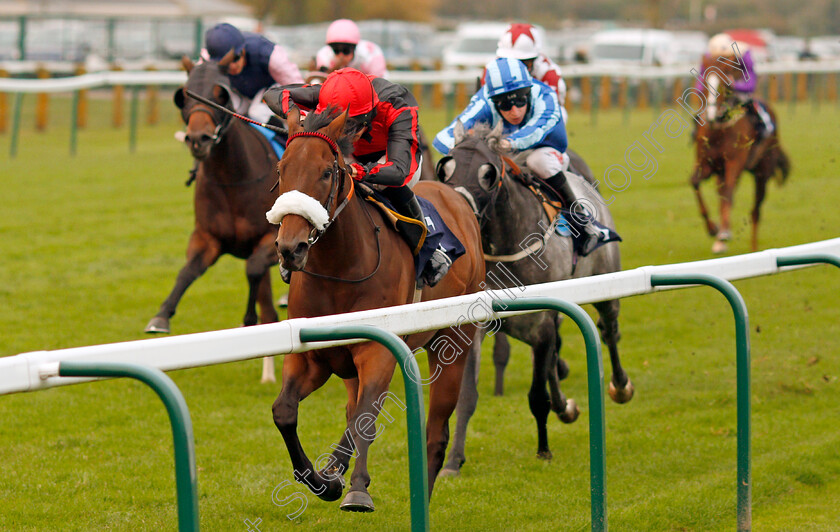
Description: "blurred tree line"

(241, 0), (840, 35)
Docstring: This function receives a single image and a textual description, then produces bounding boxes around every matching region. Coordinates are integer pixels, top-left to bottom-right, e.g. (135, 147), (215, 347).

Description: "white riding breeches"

(525, 147), (570, 180)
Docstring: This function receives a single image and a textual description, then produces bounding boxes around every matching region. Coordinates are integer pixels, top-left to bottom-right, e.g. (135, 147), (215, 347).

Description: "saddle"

(357, 184), (466, 286)
(501, 155), (621, 257)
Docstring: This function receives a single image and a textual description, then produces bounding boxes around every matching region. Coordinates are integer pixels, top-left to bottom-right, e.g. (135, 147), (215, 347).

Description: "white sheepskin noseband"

(265, 190), (330, 230)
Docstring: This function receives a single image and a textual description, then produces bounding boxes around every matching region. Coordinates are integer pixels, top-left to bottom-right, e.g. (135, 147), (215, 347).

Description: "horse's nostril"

(294, 242), (309, 257)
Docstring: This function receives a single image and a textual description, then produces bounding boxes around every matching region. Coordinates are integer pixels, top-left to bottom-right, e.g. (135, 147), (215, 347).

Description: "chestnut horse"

(145, 54), (280, 383)
(270, 106), (485, 511)
(690, 54), (790, 253)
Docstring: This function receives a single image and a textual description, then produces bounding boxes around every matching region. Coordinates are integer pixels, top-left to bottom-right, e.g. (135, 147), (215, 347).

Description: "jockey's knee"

(526, 147), (569, 180)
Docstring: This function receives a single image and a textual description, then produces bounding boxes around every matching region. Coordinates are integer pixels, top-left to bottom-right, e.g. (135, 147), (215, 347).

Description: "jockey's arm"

(267, 45), (304, 85)
(432, 93), (493, 155)
(263, 85), (320, 118)
(360, 109), (422, 186)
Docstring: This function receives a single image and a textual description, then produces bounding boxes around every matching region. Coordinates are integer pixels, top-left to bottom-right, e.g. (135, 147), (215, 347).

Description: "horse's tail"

(775, 145), (791, 186)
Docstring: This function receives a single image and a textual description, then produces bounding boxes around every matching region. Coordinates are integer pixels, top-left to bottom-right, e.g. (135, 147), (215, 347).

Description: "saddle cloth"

(366, 191), (466, 285)
(249, 123), (285, 160)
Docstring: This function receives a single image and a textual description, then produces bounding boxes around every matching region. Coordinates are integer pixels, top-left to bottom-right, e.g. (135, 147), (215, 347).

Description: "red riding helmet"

(315, 68), (379, 117)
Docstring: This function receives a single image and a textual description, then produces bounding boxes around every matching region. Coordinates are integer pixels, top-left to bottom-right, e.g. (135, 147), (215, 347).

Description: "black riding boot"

(267, 115), (288, 146)
(388, 189), (451, 287)
(545, 171), (602, 256)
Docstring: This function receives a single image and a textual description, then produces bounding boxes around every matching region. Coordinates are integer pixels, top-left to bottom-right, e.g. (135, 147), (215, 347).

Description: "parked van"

(442, 22), (510, 69)
(589, 29), (677, 66)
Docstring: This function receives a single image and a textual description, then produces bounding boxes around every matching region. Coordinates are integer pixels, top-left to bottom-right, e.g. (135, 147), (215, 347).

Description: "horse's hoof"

(340, 490), (375, 512)
(316, 476), (345, 502)
(277, 293), (289, 308)
(559, 399), (580, 424)
(439, 467), (461, 478)
(145, 317), (170, 334)
(260, 375), (276, 384)
(557, 358), (570, 381)
(537, 450), (553, 461)
(609, 378), (635, 404)
(707, 223), (719, 237)
(712, 240), (729, 254)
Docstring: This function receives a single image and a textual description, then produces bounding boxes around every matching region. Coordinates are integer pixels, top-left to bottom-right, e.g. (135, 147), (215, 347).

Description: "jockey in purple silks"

(696, 33), (775, 138)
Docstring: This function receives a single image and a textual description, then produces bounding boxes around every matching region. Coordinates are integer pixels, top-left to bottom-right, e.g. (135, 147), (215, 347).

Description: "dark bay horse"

(270, 106), (485, 511)
(145, 54), (281, 383)
(690, 53), (790, 253)
(435, 121), (632, 475)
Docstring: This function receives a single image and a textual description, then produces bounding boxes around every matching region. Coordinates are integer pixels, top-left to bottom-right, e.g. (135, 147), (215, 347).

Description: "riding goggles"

(330, 43), (356, 56)
(491, 88), (530, 111)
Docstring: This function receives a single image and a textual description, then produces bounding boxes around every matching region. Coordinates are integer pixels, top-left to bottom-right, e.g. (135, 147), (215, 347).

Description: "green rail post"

(298, 325), (429, 532)
(70, 90), (79, 156)
(10, 92), (22, 158)
(491, 297), (607, 532)
(776, 254), (840, 270)
(58, 362), (199, 532)
(649, 273), (751, 532)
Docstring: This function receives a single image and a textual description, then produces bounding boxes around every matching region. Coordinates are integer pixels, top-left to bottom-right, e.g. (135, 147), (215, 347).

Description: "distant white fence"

(2, 60), (840, 93)
(1, 237), (838, 397)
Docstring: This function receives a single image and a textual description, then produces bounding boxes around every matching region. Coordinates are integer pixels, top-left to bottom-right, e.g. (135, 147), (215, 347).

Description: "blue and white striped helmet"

(484, 57), (533, 99)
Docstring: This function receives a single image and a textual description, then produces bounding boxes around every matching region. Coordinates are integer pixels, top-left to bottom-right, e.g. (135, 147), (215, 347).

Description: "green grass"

(1, 94), (839, 531)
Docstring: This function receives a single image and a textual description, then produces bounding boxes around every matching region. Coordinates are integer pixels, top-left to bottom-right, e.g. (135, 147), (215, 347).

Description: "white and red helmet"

(496, 23), (543, 61)
(326, 19), (361, 45)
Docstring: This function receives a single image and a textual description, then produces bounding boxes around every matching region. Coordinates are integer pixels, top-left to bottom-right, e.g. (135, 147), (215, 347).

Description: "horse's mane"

(466, 122), (531, 169)
(302, 106), (371, 157)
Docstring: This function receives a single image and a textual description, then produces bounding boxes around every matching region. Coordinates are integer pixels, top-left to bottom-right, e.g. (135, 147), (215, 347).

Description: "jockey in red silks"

(696, 32), (775, 138)
(264, 68), (452, 285)
(203, 23), (303, 130)
(314, 19), (389, 78)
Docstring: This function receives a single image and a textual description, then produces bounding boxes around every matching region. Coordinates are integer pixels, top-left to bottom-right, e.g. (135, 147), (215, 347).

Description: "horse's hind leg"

(594, 299), (634, 403)
(146, 231), (221, 333)
(441, 330), (483, 477)
(492, 332), (510, 396)
(749, 170), (770, 252)
(256, 271), (279, 383)
(426, 324), (476, 497)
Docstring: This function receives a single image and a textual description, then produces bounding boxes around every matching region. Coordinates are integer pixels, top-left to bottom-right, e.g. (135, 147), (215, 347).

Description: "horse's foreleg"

(713, 162), (743, 253)
(530, 321), (560, 460)
(690, 165), (718, 237)
(593, 299), (634, 403)
(244, 240), (279, 327)
(426, 324), (476, 497)
(272, 354), (341, 501)
(146, 232), (221, 333)
(340, 348), (397, 512)
(441, 331), (483, 477)
(492, 331), (510, 396)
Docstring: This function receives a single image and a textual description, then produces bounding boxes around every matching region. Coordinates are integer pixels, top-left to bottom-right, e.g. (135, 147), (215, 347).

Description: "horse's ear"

(490, 119), (504, 140)
(453, 120), (466, 145)
(173, 87), (186, 109)
(287, 106), (302, 135)
(324, 108), (349, 141)
(181, 56), (194, 73)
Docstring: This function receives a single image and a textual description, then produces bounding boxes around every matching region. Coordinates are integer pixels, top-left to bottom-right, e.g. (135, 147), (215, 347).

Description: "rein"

(285, 130), (384, 283)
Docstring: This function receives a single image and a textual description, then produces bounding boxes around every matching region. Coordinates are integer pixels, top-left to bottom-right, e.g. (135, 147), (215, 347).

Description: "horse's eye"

(321, 168), (332, 181)
(436, 157), (455, 182)
(477, 164), (498, 191)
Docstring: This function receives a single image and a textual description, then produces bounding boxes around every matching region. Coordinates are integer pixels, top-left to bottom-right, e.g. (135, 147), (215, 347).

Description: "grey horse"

(436, 121), (633, 473)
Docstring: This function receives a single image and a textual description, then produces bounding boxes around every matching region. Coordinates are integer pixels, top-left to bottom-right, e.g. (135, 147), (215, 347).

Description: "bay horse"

(690, 53), (790, 254)
(435, 121), (632, 475)
(145, 53), (281, 383)
(270, 106), (485, 511)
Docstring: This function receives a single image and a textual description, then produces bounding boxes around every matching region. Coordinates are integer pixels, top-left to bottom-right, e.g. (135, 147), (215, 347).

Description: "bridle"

(284, 131), (355, 246)
(281, 130), (384, 283)
(183, 94), (234, 146)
